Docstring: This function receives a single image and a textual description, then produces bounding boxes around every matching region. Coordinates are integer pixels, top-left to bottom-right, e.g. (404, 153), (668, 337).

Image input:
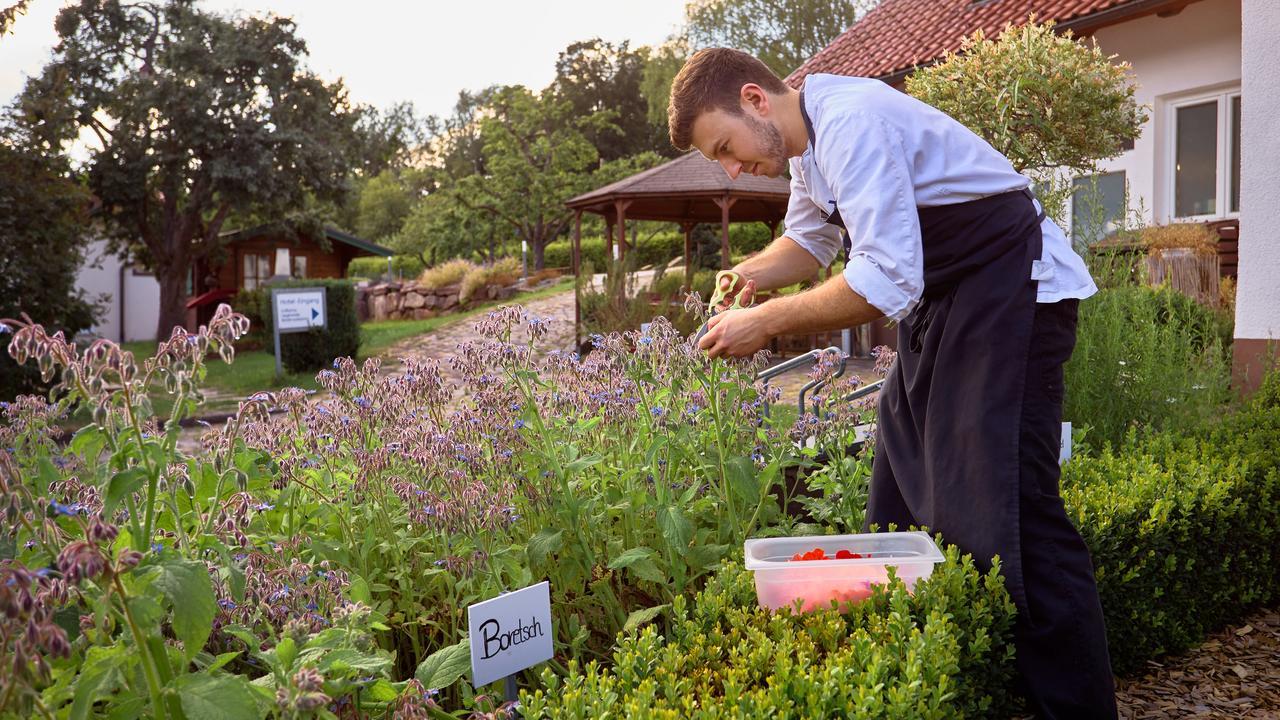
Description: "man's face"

(691, 108), (789, 180)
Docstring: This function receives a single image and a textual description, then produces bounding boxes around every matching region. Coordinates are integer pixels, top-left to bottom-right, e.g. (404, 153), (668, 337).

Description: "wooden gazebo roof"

(565, 150), (791, 224)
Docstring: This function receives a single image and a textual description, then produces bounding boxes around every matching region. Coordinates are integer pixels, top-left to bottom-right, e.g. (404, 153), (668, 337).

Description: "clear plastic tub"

(743, 531), (944, 612)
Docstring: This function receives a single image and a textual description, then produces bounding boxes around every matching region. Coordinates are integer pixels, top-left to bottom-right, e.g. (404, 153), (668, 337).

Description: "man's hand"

(697, 306), (771, 358)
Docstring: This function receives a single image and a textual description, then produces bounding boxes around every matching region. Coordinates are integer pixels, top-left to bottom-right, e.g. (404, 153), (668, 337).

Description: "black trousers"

(867, 299), (1117, 719)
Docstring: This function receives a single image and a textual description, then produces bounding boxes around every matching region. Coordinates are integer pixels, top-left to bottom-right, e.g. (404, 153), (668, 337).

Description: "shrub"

(347, 254), (425, 281)
(1061, 386), (1280, 674)
(418, 258), (476, 290)
(522, 547), (1018, 719)
(255, 278), (361, 372)
(1064, 285), (1232, 450)
(543, 224), (774, 272)
(906, 21), (1146, 224)
(459, 257), (520, 303)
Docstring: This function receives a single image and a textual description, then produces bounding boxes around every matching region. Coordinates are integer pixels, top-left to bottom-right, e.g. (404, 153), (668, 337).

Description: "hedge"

(523, 546), (1019, 719)
(1062, 371), (1280, 674)
(544, 225), (774, 271)
(525, 372), (1280, 713)
(347, 255), (426, 281)
(235, 279), (361, 373)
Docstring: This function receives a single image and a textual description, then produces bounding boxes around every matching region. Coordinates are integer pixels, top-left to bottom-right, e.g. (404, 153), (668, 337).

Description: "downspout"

(118, 254), (127, 343)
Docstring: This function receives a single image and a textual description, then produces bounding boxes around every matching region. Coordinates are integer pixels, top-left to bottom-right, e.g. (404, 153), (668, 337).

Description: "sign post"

(271, 287), (327, 378)
(467, 581), (553, 705)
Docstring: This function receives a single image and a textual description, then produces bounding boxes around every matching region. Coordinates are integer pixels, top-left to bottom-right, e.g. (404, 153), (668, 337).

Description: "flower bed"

(2, 301), (1277, 718)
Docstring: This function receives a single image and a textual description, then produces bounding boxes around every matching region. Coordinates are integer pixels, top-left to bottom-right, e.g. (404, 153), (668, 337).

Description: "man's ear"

(740, 83), (771, 116)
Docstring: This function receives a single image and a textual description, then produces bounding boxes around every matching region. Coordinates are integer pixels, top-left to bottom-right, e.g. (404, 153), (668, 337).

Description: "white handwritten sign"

(467, 581), (553, 687)
(1060, 422), (1073, 465)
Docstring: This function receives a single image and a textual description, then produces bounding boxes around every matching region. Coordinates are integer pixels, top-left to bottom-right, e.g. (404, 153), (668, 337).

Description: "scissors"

(692, 270), (752, 346)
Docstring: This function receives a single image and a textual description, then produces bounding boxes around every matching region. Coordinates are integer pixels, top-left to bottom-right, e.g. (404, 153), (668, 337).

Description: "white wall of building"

(75, 240), (161, 343)
(1089, 0), (1242, 225)
(1236, 0), (1280, 342)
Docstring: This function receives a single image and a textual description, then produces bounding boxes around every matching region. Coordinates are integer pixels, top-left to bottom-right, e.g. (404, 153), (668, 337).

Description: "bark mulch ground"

(1115, 608), (1280, 719)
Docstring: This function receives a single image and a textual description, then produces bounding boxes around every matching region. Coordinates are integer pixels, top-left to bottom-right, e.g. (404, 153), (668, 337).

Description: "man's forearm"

(734, 236), (823, 292)
(757, 273), (885, 336)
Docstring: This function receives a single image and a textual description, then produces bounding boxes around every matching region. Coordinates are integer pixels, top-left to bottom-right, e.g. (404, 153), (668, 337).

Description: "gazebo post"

(573, 209), (583, 350)
(713, 194), (737, 269)
(681, 222), (695, 292)
(605, 215), (615, 264)
(614, 199), (632, 264)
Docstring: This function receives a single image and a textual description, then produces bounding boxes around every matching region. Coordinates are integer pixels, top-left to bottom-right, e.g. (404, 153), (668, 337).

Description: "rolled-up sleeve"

(816, 112), (922, 321)
(783, 157), (843, 267)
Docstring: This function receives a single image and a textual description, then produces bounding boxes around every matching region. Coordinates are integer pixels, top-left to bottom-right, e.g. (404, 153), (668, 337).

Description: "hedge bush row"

(525, 372), (1280, 714)
(347, 254), (426, 281)
(1062, 371), (1280, 674)
(523, 546), (1019, 719)
(544, 225), (774, 271)
(233, 278), (361, 372)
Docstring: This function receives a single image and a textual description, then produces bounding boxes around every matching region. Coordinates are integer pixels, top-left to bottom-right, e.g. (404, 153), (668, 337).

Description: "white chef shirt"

(785, 73), (1097, 321)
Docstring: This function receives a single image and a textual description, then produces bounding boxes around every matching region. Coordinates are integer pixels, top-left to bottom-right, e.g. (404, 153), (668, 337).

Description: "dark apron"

(862, 190), (1044, 610)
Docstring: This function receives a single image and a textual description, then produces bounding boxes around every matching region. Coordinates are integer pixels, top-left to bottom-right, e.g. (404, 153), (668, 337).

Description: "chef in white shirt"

(669, 48), (1117, 719)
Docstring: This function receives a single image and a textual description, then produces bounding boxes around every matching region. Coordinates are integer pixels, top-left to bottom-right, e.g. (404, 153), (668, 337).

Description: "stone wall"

(356, 282), (520, 322)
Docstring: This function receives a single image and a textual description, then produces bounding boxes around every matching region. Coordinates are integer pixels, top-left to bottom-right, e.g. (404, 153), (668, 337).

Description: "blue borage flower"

(218, 598), (237, 610)
(51, 501), (83, 517)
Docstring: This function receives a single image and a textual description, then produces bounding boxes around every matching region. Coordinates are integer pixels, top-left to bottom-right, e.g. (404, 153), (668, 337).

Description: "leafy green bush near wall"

(523, 547), (1019, 720)
(347, 255), (426, 281)
(1064, 285), (1233, 451)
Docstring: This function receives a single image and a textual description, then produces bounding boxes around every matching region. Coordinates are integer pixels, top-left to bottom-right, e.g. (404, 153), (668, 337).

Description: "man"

(669, 48), (1116, 718)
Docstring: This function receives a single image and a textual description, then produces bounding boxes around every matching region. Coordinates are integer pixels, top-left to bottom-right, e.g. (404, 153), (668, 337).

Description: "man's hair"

(667, 48), (788, 152)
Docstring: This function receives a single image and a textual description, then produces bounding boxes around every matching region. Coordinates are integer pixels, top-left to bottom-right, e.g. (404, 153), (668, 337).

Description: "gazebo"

(564, 150), (791, 290)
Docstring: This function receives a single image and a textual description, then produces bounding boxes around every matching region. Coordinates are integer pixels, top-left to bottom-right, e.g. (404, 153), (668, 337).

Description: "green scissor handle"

(707, 270), (751, 314)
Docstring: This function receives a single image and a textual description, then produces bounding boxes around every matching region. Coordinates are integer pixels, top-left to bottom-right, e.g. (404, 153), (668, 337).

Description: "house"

(789, 0), (1277, 392)
(77, 226), (392, 342)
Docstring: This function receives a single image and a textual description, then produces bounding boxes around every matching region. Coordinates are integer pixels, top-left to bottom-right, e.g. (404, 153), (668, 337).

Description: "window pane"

(243, 254), (257, 290)
(1072, 171), (1127, 246)
(1230, 95), (1241, 213)
(292, 256), (307, 278)
(1175, 100), (1218, 217)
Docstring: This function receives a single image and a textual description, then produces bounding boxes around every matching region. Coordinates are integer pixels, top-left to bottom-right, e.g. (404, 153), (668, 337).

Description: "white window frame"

(1165, 87), (1242, 223)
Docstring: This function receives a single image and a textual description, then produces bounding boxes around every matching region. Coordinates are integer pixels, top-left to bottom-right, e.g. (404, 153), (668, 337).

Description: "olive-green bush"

(1064, 285), (1233, 451)
(1063, 375), (1280, 674)
(523, 546), (1018, 719)
(346, 255), (426, 281)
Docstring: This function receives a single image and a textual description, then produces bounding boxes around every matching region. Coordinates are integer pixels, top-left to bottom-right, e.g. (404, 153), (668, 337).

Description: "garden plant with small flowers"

(0, 299), (873, 719)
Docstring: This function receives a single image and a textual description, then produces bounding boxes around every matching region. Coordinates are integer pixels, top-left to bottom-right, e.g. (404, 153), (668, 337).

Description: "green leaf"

(526, 528), (563, 566)
(174, 674), (259, 720)
(206, 651), (241, 673)
(657, 506), (693, 550)
(70, 423), (107, 460)
(607, 547), (655, 570)
(104, 467), (149, 516)
(726, 456), (759, 505)
(275, 637), (297, 673)
(415, 638), (471, 691)
(622, 604), (669, 633)
(150, 557), (216, 660)
(346, 575), (372, 604)
(365, 678), (400, 702)
(70, 645), (128, 720)
(313, 647), (393, 676)
(36, 457), (61, 496)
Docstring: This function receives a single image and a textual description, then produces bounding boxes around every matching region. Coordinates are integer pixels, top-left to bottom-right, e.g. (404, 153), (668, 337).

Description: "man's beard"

(743, 113), (788, 177)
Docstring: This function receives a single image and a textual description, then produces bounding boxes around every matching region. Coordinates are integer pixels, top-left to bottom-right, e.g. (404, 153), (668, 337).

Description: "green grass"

(111, 278), (575, 420)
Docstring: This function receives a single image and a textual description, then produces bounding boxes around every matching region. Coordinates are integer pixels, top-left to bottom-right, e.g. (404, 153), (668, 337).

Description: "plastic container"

(743, 531), (944, 612)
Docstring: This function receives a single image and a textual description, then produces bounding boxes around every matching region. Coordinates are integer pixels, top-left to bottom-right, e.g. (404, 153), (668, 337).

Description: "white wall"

(1236, 0), (1280, 341)
(1090, 0), (1242, 224)
(75, 240), (161, 343)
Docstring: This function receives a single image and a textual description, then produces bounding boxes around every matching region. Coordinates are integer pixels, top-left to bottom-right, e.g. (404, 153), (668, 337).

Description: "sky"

(0, 0), (690, 121)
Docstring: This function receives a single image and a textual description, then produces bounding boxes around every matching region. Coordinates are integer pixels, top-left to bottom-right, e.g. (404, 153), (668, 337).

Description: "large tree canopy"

(550, 38), (672, 161)
(684, 0), (876, 77)
(13, 0), (357, 338)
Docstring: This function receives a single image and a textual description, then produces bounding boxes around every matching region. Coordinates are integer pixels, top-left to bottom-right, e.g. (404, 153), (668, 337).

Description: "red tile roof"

(788, 0), (1195, 86)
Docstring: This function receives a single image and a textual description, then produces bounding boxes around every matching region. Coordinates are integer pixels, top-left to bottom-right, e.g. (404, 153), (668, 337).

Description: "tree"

(0, 142), (98, 399)
(640, 37), (690, 128)
(1, 0), (31, 37)
(352, 167), (434, 243)
(349, 100), (435, 178)
(684, 0), (877, 77)
(550, 38), (672, 161)
(451, 85), (616, 270)
(13, 0), (357, 338)
(905, 21), (1147, 222)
